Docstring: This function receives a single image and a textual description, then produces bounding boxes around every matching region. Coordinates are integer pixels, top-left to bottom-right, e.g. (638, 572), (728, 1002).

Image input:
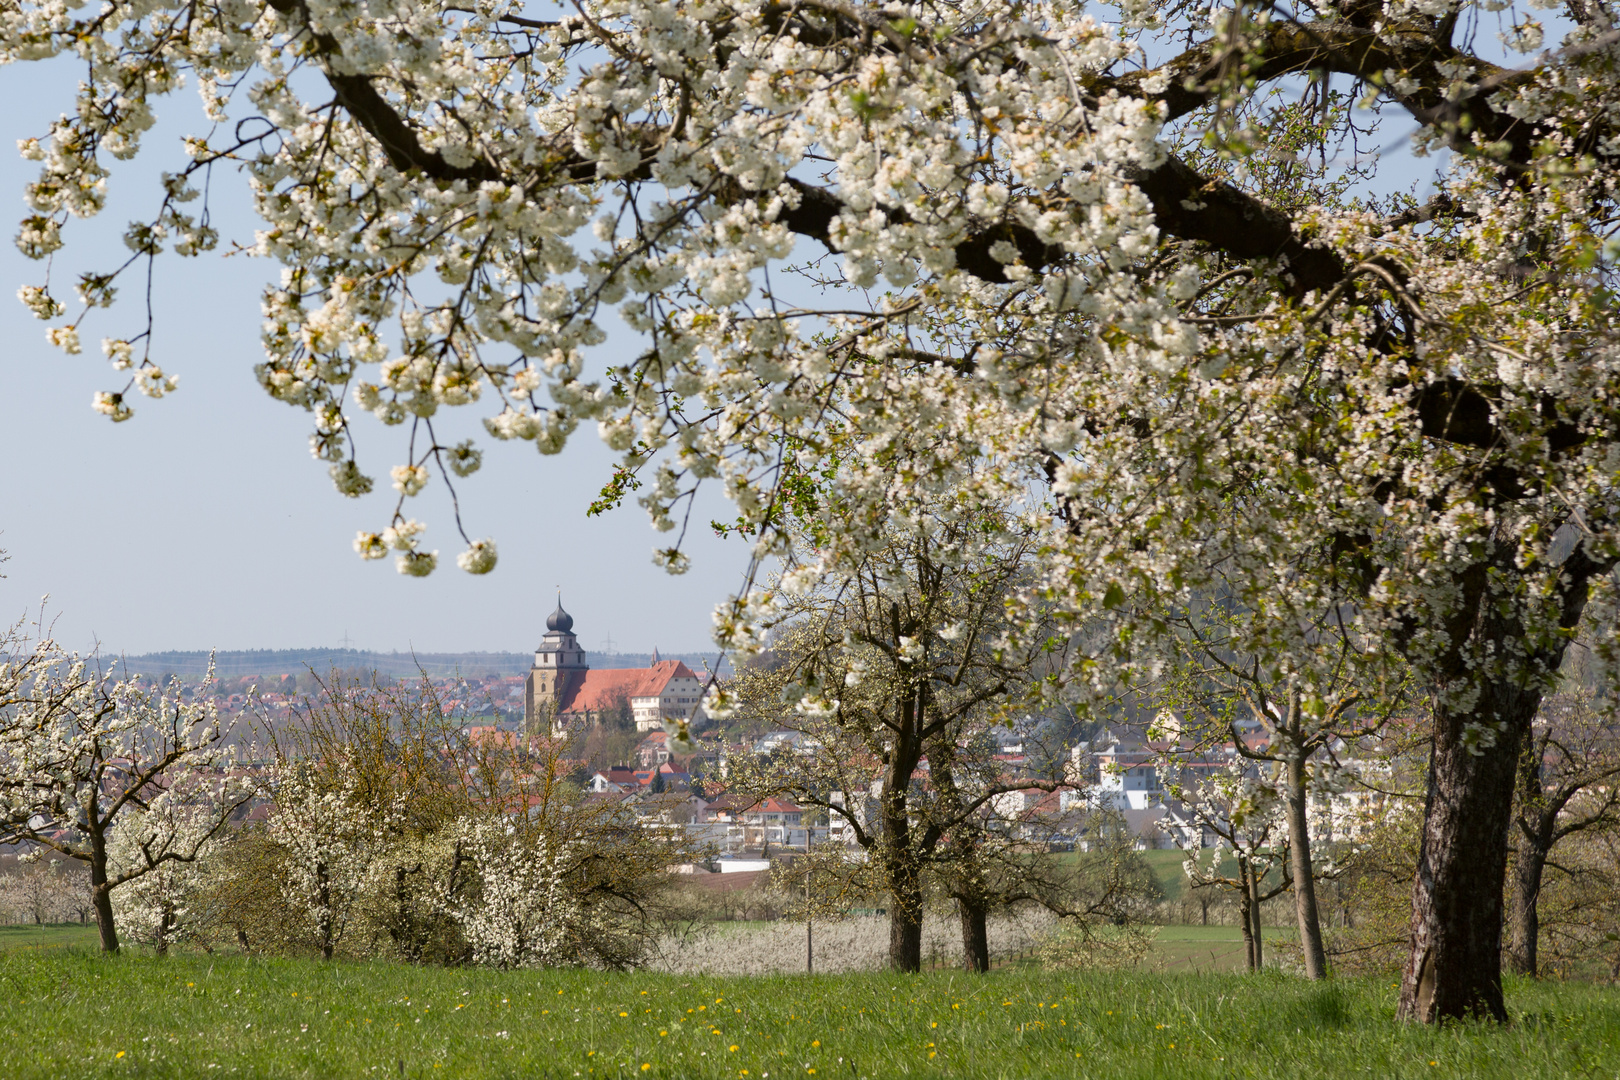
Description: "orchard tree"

(725, 506), (1063, 972)
(0, 631), (251, 952)
(1171, 763), (1295, 973)
(1149, 582), (1415, 979)
(6, 0), (1620, 1020)
(1508, 688), (1620, 977)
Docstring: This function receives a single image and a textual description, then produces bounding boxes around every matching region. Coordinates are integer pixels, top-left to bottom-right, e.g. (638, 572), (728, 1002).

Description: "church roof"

(558, 660), (702, 714)
(545, 597), (574, 634)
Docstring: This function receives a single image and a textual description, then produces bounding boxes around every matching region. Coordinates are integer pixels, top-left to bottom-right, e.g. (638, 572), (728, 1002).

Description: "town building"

(524, 599), (708, 732)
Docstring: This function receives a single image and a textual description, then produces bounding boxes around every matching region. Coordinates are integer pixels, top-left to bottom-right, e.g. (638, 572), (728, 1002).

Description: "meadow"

(0, 947), (1615, 1080)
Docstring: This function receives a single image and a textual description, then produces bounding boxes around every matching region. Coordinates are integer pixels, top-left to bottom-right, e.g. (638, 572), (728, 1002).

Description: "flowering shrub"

(108, 800), (233, 955)
(204, 674), (685, 967)
(265, 763), (406, 960)
(448, 818), (588, 968)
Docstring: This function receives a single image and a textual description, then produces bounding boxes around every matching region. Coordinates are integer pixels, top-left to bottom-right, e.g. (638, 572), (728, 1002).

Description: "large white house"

(1093, 740), (1164, 810)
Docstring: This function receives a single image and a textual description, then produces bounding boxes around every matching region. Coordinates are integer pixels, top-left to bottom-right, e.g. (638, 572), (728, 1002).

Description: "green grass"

(0, 922), (100, 952)
(0, 951), (1615, 1079)
(1149, 924), (1299, 972)
(1138, 849), (1191, 901)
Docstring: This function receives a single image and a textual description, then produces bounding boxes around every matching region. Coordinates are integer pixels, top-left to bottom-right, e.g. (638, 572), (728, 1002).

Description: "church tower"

(525, 596), (589, 730)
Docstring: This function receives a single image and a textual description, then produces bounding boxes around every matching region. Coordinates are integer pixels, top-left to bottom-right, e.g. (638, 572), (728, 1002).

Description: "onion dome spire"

(547, 592), (574, 633)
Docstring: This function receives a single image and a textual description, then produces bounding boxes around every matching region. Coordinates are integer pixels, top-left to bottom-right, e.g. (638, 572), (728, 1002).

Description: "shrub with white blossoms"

(265, 762), (405, 960)
(7, 0), (1620, 1021)
(447, 817), (586, 969)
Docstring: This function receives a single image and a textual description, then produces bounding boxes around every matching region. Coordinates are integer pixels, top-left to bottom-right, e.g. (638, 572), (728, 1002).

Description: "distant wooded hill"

(117, 648), (730, 679)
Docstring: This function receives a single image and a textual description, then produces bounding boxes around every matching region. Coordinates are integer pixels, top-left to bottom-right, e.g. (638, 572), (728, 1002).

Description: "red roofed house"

(524, 599), (708, 733)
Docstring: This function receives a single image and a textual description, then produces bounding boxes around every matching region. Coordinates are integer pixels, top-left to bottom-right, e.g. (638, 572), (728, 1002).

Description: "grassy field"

(1149, 924), (1298, 972)
(0, 922), (99, 952)
(0, 950), (1615, 1079)
(0, 919), (1304, 974)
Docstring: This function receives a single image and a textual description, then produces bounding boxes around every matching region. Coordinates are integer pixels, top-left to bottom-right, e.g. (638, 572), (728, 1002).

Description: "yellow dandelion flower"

(811, 1041), (820, 1048)
(115, 1052), (125, 1059)
(729, 1044), (740, 1052)
(641, 1066), (651, 1072)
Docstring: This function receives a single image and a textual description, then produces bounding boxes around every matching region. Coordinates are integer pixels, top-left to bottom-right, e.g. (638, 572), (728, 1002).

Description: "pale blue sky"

(0, 59), (751, 657)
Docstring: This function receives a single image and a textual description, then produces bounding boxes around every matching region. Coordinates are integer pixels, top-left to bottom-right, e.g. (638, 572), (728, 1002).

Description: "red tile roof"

(559, 661), (701, 714)
(748, 798), (803, 815)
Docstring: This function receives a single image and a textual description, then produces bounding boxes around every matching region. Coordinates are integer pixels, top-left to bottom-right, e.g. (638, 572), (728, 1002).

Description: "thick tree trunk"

(878, 674), (926, 974)
(958, 897), (990, 973)
(888, 867), (923, 973)
(1285, 754), (1329, 979)
(1507, 838), (1547, 977)
(1394, 542), (1596, 1022)
(1397, 691), (1539, 1022)
(90, 839), (119, 954)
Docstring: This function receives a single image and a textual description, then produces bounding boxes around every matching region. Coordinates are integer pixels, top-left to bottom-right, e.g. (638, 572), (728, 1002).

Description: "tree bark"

(958, 897), (990, 973)
(1507, 733), (1557, 978)
(1237, 858), (1257, 973)
(879, 674), (926, 973)
(90, 839), (119, 954)
(1397, 690), (1539, 1022)
(1394, 542), (1598, 1022)
(888, 864), (923, 973)
(1285, 754), (1329, 979)
(1248, 870), (1264, 972)
(1506, 842), (1544, 978)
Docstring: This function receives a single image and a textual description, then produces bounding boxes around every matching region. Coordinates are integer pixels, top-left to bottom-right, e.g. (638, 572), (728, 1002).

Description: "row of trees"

(0, 620), (1153, 968)
(4, 588), (1615, 979)
(708, 480), (1620, 985)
